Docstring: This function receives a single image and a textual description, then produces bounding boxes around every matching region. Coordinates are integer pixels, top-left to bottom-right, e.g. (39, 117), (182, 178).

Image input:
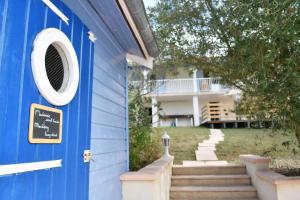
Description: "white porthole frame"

(31, 28), (79, 106)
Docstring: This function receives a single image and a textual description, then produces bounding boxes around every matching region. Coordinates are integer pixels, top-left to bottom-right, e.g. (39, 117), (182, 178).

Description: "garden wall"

(120, 156), (173, 200)
(240, 154), (300, 200)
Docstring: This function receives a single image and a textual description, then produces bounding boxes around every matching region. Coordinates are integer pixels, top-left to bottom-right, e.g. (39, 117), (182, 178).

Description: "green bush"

(128, 86), (162, 171)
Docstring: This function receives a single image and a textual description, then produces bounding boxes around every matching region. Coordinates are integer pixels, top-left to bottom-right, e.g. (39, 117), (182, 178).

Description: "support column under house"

(152, 97), (159, 127)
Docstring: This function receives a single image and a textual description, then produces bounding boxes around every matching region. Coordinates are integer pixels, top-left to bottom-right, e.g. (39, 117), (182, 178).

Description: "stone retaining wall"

(240, 154), (300, 200)
(120, 156), (174, 200)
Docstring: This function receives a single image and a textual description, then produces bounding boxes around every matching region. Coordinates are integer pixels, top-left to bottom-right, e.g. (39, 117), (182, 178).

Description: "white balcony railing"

(131, 77), (230, 95)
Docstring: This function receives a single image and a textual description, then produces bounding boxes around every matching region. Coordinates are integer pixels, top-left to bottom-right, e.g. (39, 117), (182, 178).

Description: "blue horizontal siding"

(91, 124), (126, 139)
(92, 97), (126, 116)
(91, 140), (127, 155)
(92, 109), (126, 128)
(94, 53), (126, 86)
(93, 66), (126, 96)
(89, 38), (128, 200)
(93, 80), (125, 106)
(89, 162), (127, 198)
(90, 152), (127, 172)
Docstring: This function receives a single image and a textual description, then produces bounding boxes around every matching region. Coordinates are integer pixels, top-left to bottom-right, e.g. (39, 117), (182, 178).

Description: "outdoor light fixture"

(161, 131), (170, 157)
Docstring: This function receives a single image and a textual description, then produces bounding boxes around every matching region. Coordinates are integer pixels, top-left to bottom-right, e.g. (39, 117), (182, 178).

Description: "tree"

(149, 0), (300, 144)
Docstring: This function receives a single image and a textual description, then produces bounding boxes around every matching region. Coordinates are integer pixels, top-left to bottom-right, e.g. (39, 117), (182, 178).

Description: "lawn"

(216, 128), (300, 174)
(153, 127), (300, 173)
(153, 127), (209, 164)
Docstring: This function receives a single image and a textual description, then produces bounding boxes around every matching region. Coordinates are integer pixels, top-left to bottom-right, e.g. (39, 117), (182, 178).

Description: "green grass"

(216, 129), (300, 169)
(152, 127), (300, 173)
(153, 127), (209, 164)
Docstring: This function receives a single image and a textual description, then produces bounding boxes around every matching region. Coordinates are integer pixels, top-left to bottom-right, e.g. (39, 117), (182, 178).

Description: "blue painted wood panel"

(89, 162), (127, 200)
(62, 0), (144, 58)
(0, 1), (94, 200)
(89, 40), (129, 200)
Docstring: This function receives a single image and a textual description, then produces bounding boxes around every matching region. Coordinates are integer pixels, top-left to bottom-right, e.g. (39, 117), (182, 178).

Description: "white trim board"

(42, 0), (69, 25)
(117, 0), (150, 59)
(126, 53), (153, 69)
(0, 160), (62, 176)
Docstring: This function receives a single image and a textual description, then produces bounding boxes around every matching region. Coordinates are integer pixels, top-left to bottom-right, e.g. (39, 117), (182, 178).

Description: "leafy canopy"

(149, 0), (300, 142)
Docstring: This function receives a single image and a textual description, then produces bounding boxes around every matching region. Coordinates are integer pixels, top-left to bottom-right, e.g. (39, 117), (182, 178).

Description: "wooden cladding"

(201, 102), (237, 123)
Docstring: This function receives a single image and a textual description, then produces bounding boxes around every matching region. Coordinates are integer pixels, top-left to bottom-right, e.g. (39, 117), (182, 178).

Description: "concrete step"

(172, 174), (251, 186)
(171, 198), (259, 200)
(195, 150), (218, 161)
(172, 164), (246, 176)
(203, 138), (224, 142)
(198, 143), (216, 147)
(182, 161), (228, 166)
(171, 198), (258, 200)
(170, 186), (257, 199)
(197, 146), (216, 151)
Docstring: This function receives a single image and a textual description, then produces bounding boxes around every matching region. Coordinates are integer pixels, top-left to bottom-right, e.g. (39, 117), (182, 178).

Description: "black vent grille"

(45, 44), (64, 91)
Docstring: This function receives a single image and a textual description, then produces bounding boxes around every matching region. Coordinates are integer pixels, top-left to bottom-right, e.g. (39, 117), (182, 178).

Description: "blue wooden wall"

(89, 35), (129, 200)
(0, 0), (94, 199)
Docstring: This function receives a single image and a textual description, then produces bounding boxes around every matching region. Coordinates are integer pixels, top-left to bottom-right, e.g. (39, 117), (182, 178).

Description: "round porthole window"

(31, 28), (79, 106)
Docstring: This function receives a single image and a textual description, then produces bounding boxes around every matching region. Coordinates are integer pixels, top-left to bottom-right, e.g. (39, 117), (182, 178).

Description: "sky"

(143, 0), (158, 9)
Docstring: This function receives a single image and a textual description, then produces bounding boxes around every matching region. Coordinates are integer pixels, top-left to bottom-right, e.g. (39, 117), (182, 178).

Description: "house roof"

(124, 0), (159, 58)
(62, 0), (158, 68)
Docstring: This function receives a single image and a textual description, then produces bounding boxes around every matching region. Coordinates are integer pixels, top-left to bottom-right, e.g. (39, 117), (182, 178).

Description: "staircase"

(170, 164), (258, 200)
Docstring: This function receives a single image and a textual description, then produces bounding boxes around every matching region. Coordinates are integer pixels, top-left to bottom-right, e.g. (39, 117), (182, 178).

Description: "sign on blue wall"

(0, 0), (94, 199)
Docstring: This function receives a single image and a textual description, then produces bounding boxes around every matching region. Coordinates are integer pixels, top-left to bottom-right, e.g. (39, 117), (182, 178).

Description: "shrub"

(128, 85), (161, 171)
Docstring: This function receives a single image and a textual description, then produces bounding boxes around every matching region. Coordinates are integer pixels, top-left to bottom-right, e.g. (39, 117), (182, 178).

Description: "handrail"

(145, 77), (221, 82)
(131, 77), (230, 95)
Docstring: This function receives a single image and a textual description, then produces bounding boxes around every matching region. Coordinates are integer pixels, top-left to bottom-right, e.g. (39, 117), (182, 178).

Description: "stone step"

(197, 146), (216, 151)
(170, 186), (257, 199)
(203, 138), (221, 141)
(172, 174), (251, 186)
(195, 151), (218, 161)
(171, 198), (258, 200)
(172, 165), (246, 176)
(198, 143), (216, 147)
(198, 143), (217, 147)
(182, 161), (228, 166)
(195, 150), (217, 154)
(203, 139), (224, 142)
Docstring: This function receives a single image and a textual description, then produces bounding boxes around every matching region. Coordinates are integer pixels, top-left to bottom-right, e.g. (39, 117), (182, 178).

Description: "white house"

(132, 68), (246, 128)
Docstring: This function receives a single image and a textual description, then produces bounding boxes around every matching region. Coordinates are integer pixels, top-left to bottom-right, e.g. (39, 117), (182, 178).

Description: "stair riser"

(170, 199), (258, 200)
(173, 167), (246, 175)
(170, 191), (257, 199)
(172, 178), (251, 186)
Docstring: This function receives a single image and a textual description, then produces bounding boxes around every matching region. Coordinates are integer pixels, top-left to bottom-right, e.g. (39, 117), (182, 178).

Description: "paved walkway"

(196, 129), (224, 161)
(183, 129), (227, 165)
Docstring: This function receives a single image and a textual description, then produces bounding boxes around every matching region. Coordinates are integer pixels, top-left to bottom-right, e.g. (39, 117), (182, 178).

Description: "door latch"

(83, 150), (92, 163)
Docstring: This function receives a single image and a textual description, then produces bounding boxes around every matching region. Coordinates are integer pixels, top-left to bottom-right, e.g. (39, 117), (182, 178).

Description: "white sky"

(143, 0), (158, 9)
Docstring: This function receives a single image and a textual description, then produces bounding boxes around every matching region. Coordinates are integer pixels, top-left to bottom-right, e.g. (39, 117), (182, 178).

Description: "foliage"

(128, 85), (161, 171)
(149, 0), (300, 144)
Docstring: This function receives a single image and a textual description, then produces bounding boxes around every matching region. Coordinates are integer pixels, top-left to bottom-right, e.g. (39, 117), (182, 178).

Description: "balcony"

(131, 77), (231, 96)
